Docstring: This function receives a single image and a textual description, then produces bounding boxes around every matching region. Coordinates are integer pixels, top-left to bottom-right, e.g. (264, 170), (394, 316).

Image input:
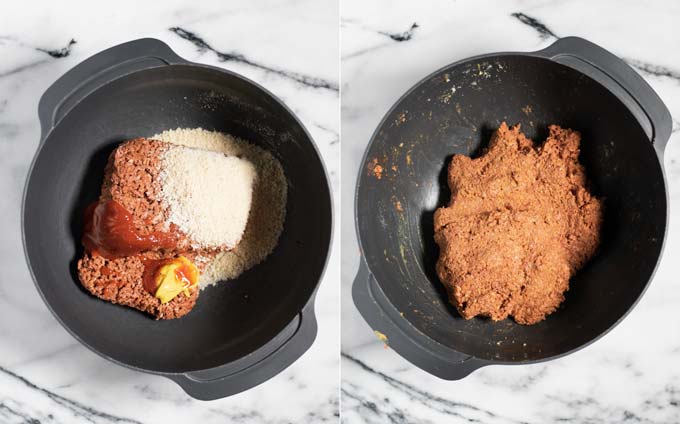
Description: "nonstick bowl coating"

(24, 64), (332, 373)
(356, 55), (666, 362)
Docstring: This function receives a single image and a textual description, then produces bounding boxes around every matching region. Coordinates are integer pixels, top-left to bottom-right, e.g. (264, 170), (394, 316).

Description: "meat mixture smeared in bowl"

(434, 123), (603, 325)
(77, 137), (258, 319)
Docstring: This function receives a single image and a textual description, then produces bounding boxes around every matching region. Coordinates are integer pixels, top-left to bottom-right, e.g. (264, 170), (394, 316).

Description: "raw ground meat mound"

(78, 251), (199, 320)
(433, 122), (603, 325)
(77, 138), (216, 319)
(99, 138), (191, 253)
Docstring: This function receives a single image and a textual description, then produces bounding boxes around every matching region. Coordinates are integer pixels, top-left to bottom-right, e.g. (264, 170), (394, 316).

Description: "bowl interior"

(357, 55), (665, 362)
(24, 65), (331, 372)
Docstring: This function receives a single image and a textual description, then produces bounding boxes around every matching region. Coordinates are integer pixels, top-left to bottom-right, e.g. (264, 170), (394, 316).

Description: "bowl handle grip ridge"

(38, 38), (188, 141)
(167, 295), (318, 400)
(537, 37), (672, 160)
(352, 258), (485, 379)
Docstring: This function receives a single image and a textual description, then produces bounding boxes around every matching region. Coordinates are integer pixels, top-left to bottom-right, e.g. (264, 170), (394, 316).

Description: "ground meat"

(433, 123), (603, 325)
(100, 138), (192, 253)
(78, 138), (218, 319)
(77, 252), (198, 320)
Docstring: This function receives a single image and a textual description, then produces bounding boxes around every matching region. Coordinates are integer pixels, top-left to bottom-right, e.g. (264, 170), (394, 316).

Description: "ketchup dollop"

(82, 200), (181, 259)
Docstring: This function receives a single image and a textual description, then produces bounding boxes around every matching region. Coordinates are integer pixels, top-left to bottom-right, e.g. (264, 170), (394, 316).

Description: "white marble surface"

(0, 0), (338, 422)
(341, 0), (680, 422)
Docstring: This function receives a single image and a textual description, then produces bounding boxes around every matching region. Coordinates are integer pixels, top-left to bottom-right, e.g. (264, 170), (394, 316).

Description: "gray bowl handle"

(535, 37), (672, 159)
(38, 38), (188, 140)
(167, 298), (318, 400)
(352, 259), (485, 380)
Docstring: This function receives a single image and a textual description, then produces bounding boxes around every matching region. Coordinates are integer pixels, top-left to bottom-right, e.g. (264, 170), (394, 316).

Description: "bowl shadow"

(67, 140), (120, 294)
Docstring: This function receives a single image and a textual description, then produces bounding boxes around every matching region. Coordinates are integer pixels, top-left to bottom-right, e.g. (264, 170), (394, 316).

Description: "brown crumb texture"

(152, 128), (287, 287)
(368, 158), (384, 179)
(433, 123), (603, 325)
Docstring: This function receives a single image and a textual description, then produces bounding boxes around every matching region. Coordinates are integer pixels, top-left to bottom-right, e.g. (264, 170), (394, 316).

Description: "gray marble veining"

(0, 0), (339, 422)
(341, 0), (680, 422)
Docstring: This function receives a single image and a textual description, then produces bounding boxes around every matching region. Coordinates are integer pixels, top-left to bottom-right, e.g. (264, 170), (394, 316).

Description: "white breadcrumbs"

(153, 128), (287, 288)
(160, 145), (256, 249)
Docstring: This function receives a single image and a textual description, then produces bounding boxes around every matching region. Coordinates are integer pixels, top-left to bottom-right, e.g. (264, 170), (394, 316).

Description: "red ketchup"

(82, 200), (181, 259)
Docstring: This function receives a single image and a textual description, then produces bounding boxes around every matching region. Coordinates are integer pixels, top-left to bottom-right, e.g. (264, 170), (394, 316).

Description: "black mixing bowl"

(23, 39), (332, 399)
(353, 37), (672, 378)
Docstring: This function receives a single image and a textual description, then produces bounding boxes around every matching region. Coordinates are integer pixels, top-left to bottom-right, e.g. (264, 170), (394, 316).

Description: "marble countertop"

(341, 0), (680, 422)
(0, 0), (339, 422)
